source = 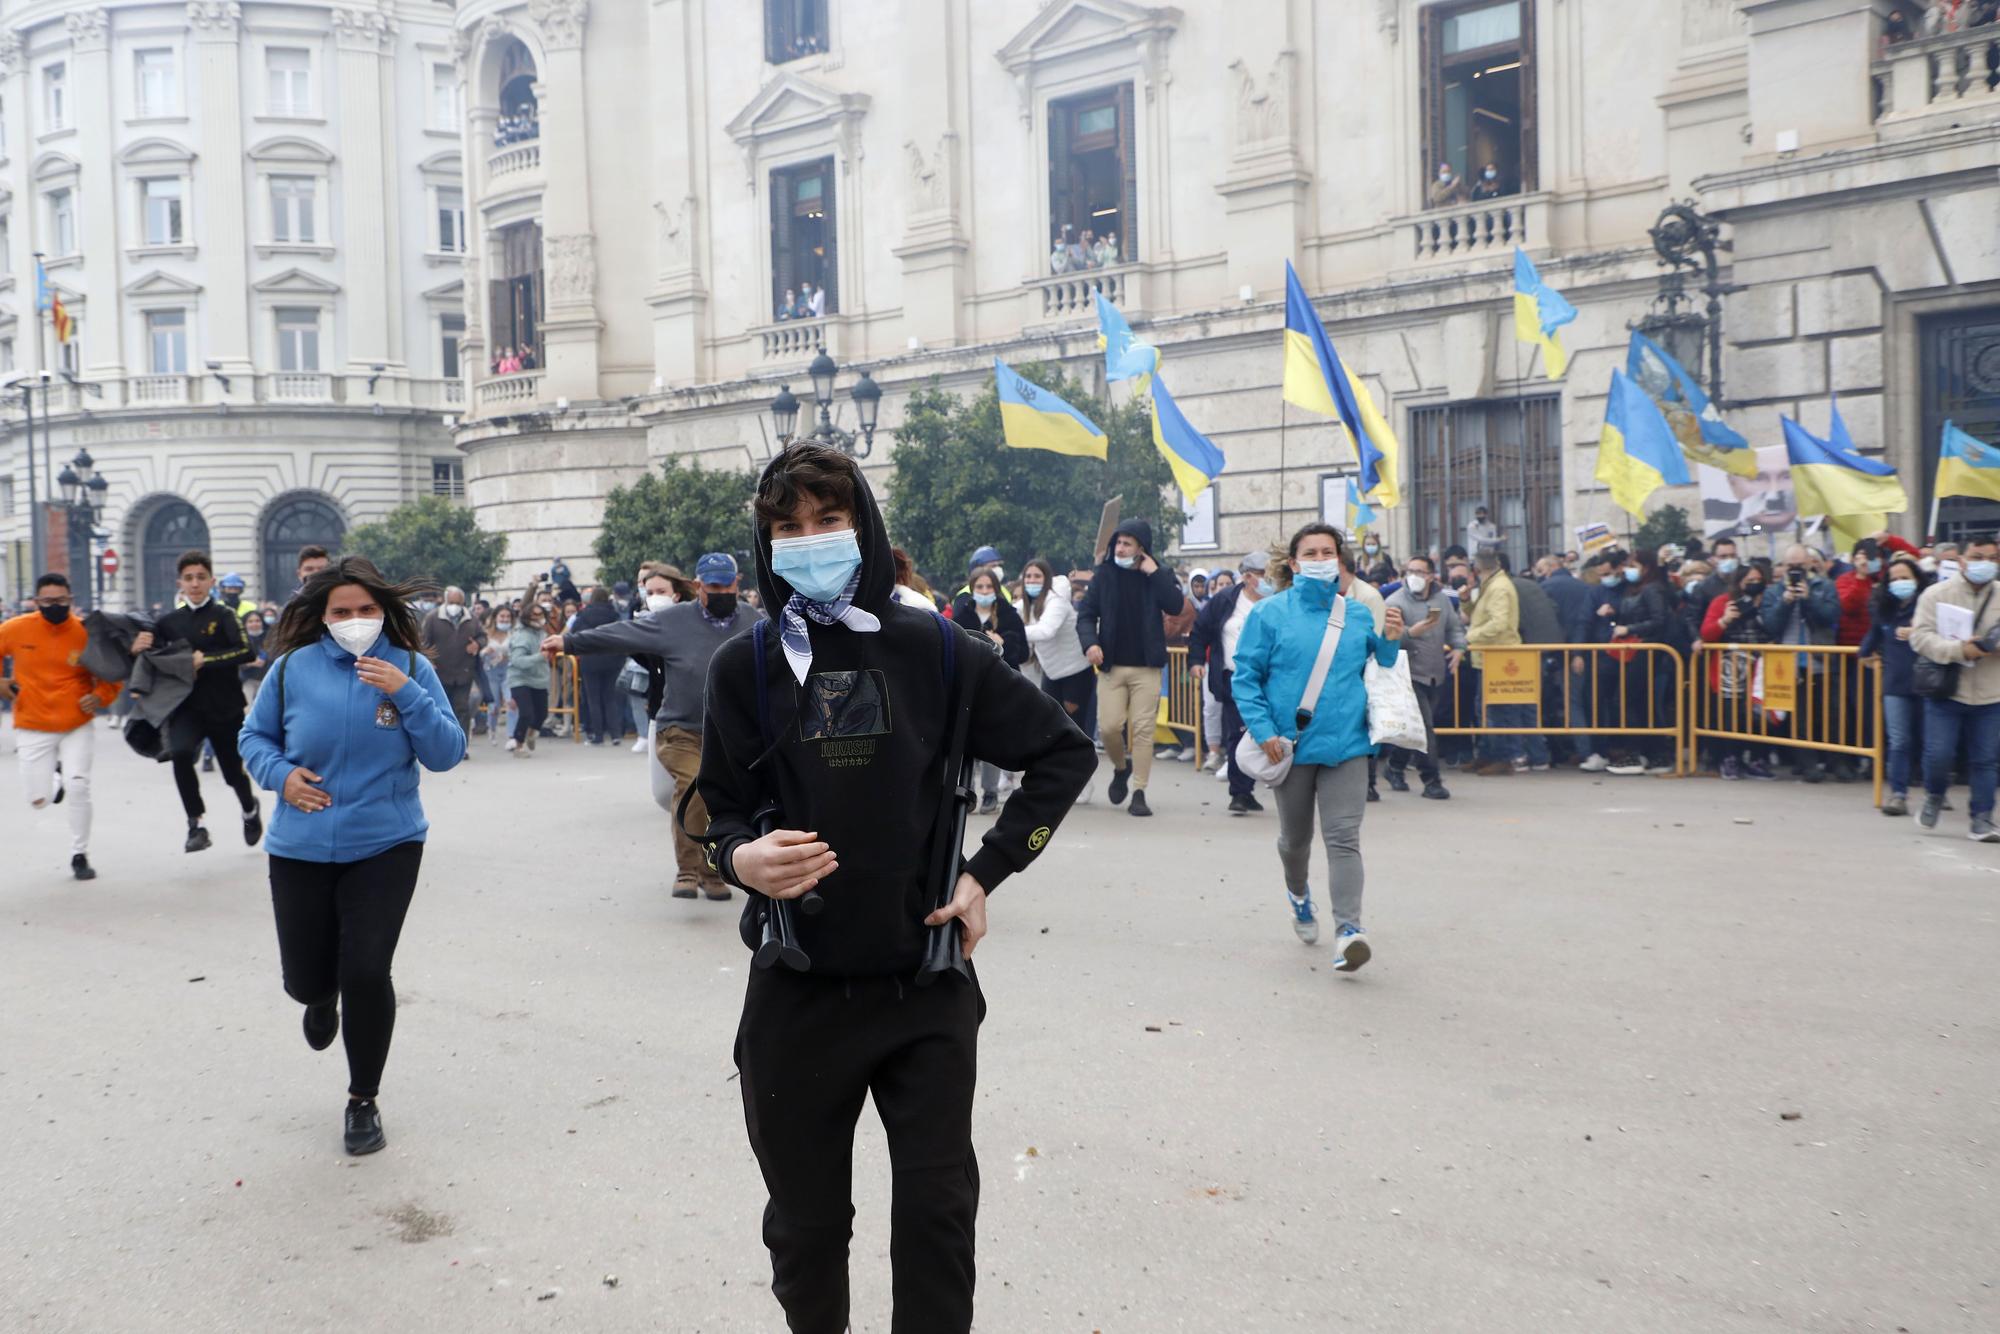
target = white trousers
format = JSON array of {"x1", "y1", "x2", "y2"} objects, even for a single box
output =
[
  {"x1": 1202, "y1": 675, "x2": 1224, "y2": 753},
  {"x1": 19, "y1": 722, "x2": 94, "y2": 855}
]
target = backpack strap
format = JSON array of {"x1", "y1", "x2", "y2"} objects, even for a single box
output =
[{"x1": 751, "y1": 618, "x2": 776, "y2": 750}]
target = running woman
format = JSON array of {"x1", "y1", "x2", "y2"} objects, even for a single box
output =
[
  {"x1": 130, "y1": 550, "x2": 262, "y2": 853},
  {"x1": 237, "y1": 557, "x2": 465, "y2": 1155},
  {"x1": 1230, "y1": 523, "x2": 1406, "y2": 972},
  {"x1": 699, "y1": 443, "x2": 1094, "y2": 1332},
  {"x1": 0, "y1": 573, "x2": 122, "y2": 880}
]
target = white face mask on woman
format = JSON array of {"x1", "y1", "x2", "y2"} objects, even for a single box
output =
[
  {"x1": 326, "y1": 618, "x2": 384, "y2": 657},
  {"x1": 645, "y1": 592, "x2": 676, "y2": 612}
]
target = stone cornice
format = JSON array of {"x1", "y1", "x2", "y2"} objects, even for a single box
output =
[
  {"x1": 65, "y1": 7, "x2": 110, "y2": 53},
  {"x1": 185, "y1": 1, "x2": 241, "y2": 34},
  {"x1": 528, "y1": 0, "x2": 587, "y2": 51},
  {"x1": 331, "y1": 6, "x2": 398, "y2": 51}
]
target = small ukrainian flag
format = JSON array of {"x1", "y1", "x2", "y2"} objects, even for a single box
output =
[
  {"x1": 1282, "y1": 262, "x2": 1401, "y2": 507},
  {"x1": 1597, "y1": 370, "x2": 1691, "y2": 518},
  {"x1": 994, "y1": 360, "x2": 1107, "y2": 460},
  {"x1": 1937, "y1": 421, "x2": 2000, "y2": 505},
  {"x1": 1512, "y1": 249, "x2": 1577, "y2": 380},
  {"x1": 1149, "y1": 373, "x2": 1226, "y2": 505}
]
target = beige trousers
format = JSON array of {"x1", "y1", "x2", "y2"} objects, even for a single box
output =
[{"x1": 1097, "y1": 665, "x2": 1160, "y2": 790}]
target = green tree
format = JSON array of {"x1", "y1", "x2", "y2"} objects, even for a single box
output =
[
  {"x1": 592, "y1": 455, "x2": 759, "y2": 583},
  {"x1": 1634, "y1": 503, "x2": 1696, "y2": 554},
  {"x1": 885, "y1": 363, "x2": 1178, "y2": 587},
  {"x1": 343, "y1": 496, "x2": 509, "y2": 593}
]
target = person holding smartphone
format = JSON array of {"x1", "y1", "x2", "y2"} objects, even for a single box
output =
[{"x1": 237, "y1": 557, "x2": 465, "y2": 1156}]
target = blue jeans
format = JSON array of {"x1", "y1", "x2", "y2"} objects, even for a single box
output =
[
  {"x1": 1923, "y1": 697, "x2": 2000, "y2": 819},
  {"x1": 1479, "y1": 701, "x2": 1550, "y2": 765},
  {"x1": 1883, "y1": 694, "x2": 1920, "y2": 797},
  {"x1": 1566, "y1": 661, "x2": 1598, "y2": 757}
]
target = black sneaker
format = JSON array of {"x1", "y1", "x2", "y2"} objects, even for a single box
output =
[
  {"x1": 1107, "y1": 766, "x2": 1132, "y2": 806},
  {"x1": 185, "y1": 822, "x2": 212, "y2": 853},
  {"x1": 1128, "y1": 790, "x2": 1152, "y2": 818},
  {"x1": 1385, "y1": 770, "x2": 1410, "y2": 793},
  {"x1": 1239, "y1": 792, "x2": 1264, "y2": 812},
  {"x1": 70, "y1": 854, "x2": 96, "y2": 880},
  {"x1": 242, "y1": 800, "x2": 264, "y2": 847},
  {"x1": 1366, "y1": 786, "x2": 1381, "y2": 803},
  {"x1": 1801, "y1": 762, "x2": 1826, "y2": 785},
  {"x1": 344, "y1": 1100, "x2": 386, "y2": 1156},
  {"x1": 978, "y1": 793, "x2": 999, "y2": 815},
  {"x1": 1228, "y1": 793, "x2": 1256, "y2": 816},
  {"x1": 1421, "y1": 780, "x2": 1451, "y2": 801},
  {"x1": 304, "y1": 1001, "x2": 339, "y2": 1051},
  {"x1": 201, "y1": 754, "x2": 215, "y2": 773}
]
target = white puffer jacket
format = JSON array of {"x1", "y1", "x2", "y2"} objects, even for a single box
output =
[{"x1": 1022, "y1": 574, "x2": 1090, "y2": 680}]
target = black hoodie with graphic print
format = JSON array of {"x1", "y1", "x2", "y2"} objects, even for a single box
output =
[{"x1": 697, "y1": 454, "x2": 1096, "y2": 978}]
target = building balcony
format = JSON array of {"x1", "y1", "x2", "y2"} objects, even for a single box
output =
[
  {"x1": 487, "y1": 139, "x2": 541, "y2": 182},
  {"x1": 1873, "y1": 27, "x2": 2000, "y2": 126},
  {"x1": 1405, "y1": 192, "x2": 1546, "y2": 265},
  {"x1": 266, "y1": 372, "x2": 337, "y2": 403},
  {"x1": 129, "y1": 374, "x2": 196, "y2": 406},
  {"x1": 1031, "y1": 264, "x2": 1132, "y2": 321},
  {"x1": 756, "y1": 315, "x2": 841, "y2": 364},
  {"x1": 475, "y1": 371, "x2": 543, "y2": 409}
]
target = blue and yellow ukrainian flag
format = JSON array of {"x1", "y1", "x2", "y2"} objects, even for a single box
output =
[
  {"x1": 1281, "y1": 261, "x2": 1402, "y2": 507},
  {"x1": 1095, "y1": 292, "x2": 1160, "y2": 384},
  {"x1": 1149, "y1": 373, "x2": 1226, "y2": 504},
  {"x1": 1627, "y1": 330, "x2": 1753, "y2": 478},
  {"x1": 993, "y1": 359, "x2": 1107, "y2": 459},
  {"x1": 1512, "y1": 249, "x2": 1577, "y2": 380},
  {"x1": 1937, "y1": 420, "x2": 2000, "y2": 504},
  {"x1": 1597, "y1": 369, "x2": 1691, "y2": 517},
  {"x1": 1782, "y1": 410, "x2": 1907, "y2": 527},
  {"x1": 1345, "y1": 477, "x2": 1376, "y2": 535}
]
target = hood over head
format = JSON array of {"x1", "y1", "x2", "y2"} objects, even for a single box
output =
[
  {"x1": 1111, "y1": 518, "x2": 1155, "y2": 558},
  {"x1": 750, "y1": 443, "x2": 898, "y2": 618}
]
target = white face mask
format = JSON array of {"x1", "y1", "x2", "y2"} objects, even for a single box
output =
[
  {"x1": 442, "y1": 603, "x2": 465, "y2": 620},
  {"x1": 645, "y1": 592, "x2": 676, "y2": 612},
  {"x1": 326, "y1": 617, "x2": 384, "y2": 657},
  {"x1": 1404, "y1": 573, "x2": 1429, "y2": 595},
  {"x1": 1297, "y1": 558, "x2": 1342, "y2": 584}
]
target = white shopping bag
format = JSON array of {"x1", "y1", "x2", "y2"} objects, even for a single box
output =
[{"x1": 1365, "y1": 655, "x2": 1429, "y2": 752}]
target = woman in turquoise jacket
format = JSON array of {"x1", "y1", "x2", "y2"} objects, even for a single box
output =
[
  {"x1": 239, "y1": 557, "x2": 464, "y2": 1156},
  {"x1": 1231, "y1": 524, "x2": 1405, "y2": 972}
]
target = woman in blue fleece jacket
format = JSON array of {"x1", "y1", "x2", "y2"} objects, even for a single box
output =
[
  {"x1": 238, "y1": 556, "x2": 464, "y2": 1156},
  {"x1": 1231, "y1": 524, "x2": 1405, "y2": 973}
]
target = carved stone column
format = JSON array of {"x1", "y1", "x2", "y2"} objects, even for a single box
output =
[
  {"x1": 187, "y1": 3, "x2": 251, "y2": 397},
  {"x1": 1215, "y1": 47, "x2": 1311, "y2": 299},
  {"x1": 890, "y1": 0, "x2": 969, "y2": 348},
  {"x1": 645, "y1": 0, "x2": 707, "y2": 385},
  {"x1": 333, "y1": 4, "x2": 404, "y2": 395},
  {"x1": 69, "y1": 7, "x2": 126, "y2": 385},
  {"x1": 528, "y1": 0, "x2": 600, "y2": 400}
]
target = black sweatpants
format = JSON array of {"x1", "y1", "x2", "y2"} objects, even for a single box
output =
[
  {"x1": 166, "y1": 705, "x2": 254, "y2": 821},
  {"x1": 511, "y1": 685, "x2": 548, "y2": 742},
  {"x1": 269, "y1": 841, "x2": 424, "y2": 1100},
  {"x1": 736, "y1": 965, "x2": 985, "y2": 1334},
  {"x1": 580, "y1": 660, "x2": 624, "y2": 742},
  {"x1": 440, "y1": 678, "x2": 476, "y2": 742}
]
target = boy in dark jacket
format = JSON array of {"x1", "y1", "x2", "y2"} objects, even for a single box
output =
[
  {"x1": 697, "y1": 444, "x2": 1093, "y2": 1334},
  {"x1": 1073, "y1": 518, "x2": 1188, "y2": 816}
]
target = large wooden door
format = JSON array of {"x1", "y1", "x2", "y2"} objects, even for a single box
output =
[{"x1": 1921, "y1": 309, "x2": 2000, "y2": 543}]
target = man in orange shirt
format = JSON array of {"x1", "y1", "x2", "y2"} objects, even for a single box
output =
[{"x1": 0, "y1": 573, "x2": 122, "y2": 880}]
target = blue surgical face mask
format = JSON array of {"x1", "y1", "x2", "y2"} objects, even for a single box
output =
[
  {"x1": 1022, "y1": 582, "x2": 1044, "y2": 598},
  {"x1": 1857, "y1": 557, "x2": 1878, "y2": 574},
  {"x1": 1114, "y1": 555, "x2": 1137, "y2": 570},
  {"x1": 974, "y1": 592, "x2": 996, "y2": 608},
  {"x1": 1888, "y1": 578, "x2": 1917, "y2": 601},
  {"x1": 1601, "y1": 574, "x2": 1623, "y2": 589},
  {"x1": 1716, "y1": 558, "x2": 1739, "y2": 576},
  {"x1": 1297, "y1": 558, "x2": 1342, "y2": 584},
  {"x1": 1968, "y1": 560, "x2": 1999, "y2": 586},
  {"x1": 771, "y1": 529, "x2": 863, "y2": 603},
  {"x1": 1624, "y1": 567, "x2": 1641, "y2": 583}
]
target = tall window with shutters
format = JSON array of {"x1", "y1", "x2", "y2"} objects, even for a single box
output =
[
  {"x1": 488, "y1": 220, "x2": 544, "y2": 369},
  {"x1": 1048, "y1": 84, "x2": 1137, "y2": 266},
  {"x1": 770, "y1": 158, "x2": 837, "y2": 319},
  {"x1": 1420, "y1": 0, "x2": 1536, "y2": 204}
]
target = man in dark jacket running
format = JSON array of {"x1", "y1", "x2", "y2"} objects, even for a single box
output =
[
  {"x1": 1074, "y1": 518, "x2": 1188, "y2": 816},
  {"x1": 420, "y1": 586, "x2": 486, "y2": 753},
  {"x1": 697, "y1": 443, "x2": 1093, "y2": 1334}
]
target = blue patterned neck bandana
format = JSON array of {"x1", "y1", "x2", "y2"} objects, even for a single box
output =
[{"x1": 778, "y1": 568, "x2": 880, "y2": 683}]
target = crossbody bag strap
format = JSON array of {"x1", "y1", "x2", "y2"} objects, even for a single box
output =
[{"x1": 1292, "y1": 597, "x2": 1348, "y2": 734}]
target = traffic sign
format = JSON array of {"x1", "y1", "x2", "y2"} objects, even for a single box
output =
[{"x1": 100, "y1": 547, "x2": 120, "y2": 576}]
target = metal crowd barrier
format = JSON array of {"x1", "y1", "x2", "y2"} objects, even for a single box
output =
[
  {"x1": 1161, "y1": 646, "x2": 1206, "y2": 755},
  {"x1": 1685, "y1": 643, "x2": 1884, "y2": 806},
  {"x1": 1432, "y1": 642, "x2": 1689, "y2": 776}
]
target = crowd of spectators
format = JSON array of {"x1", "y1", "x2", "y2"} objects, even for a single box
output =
[
  {"x1": 773, "y1": 280, "x2": 827, "y2": 322},
  {"x1": 1883, "y1": 0, "x2": 2000, "y2": 50},
  {"x1": 494, "y1": 108, "x2": 540, "y2": 146},
  {"x1": 1048, "y1": 225, "x2": 1122, "y2": 275}
]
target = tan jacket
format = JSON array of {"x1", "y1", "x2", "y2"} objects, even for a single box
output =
[
  {"x1": 1466, "y1": 570, "x2": 1522, "y2": 649},
  {"x1": 1910, "y1": 577, "x2": 2000, "y2": 706}
]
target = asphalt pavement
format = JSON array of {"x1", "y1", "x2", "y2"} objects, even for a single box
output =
[{"x1": 2, "y1": 718, "x2": 1996, "y2": 1332}]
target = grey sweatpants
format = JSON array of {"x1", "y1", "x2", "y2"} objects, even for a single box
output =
[{"x1": 1272, "y1": 756, "x2": 1368, "y2": 931}]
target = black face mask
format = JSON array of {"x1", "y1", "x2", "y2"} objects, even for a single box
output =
[
  {"x1": 39, "y1": 603, "x2": 71, "y2": 625},
  {"x1": 705, "y1": 592, "x2": 738, "y2": 620},
  {"x1": 1741, "y1": 583, "x2": 1764, "y2": 599}
]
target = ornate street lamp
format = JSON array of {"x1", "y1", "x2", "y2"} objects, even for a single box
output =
[
  {"x1": 770, "y1": 383, "x2": 801, "y2": 444},
  {"x1": 768, "y1": 351, "x2": 879, "y2": 458},
  {"x1": 1635, "y1": 201, "x2": 1732, "y2": 405}
]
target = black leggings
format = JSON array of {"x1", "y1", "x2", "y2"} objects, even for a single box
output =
[
  {"x1": 166, "y1": 706, "x2": 254, "y2": 821},
  {"x1": 1040, "y1": 667, "x2": 1096, "y2": 736},
  {"x1": 737, "y1": 967, "x2": 985, "y2": 1334},
  {"x1": 511, "y1": 685, "x2": 549, "y2": 742},
  {"x1": 269, "y1": 841, "x2": 424, "y2": 1100}
]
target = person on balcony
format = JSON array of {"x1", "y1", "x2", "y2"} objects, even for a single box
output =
[
  {"x1": 518, "y1": 345, "x2": 538, "y2": 372},
  {"x1": 776, "y1": 288, "x2": 797, "y2": 321},
  {"x1": 1049, "y1": 229, "x2": 1072, "y2": 275},
  {"x1": 806, "y1": 280, "x2": 826, "y2": 319},
  {"x1": 1428, "y1": 162, "x2": 1468, "y2": 209},
  {"x1": 1093, "y1": 232, "x2": 1119, "y2": 267},
  {"x1": 1470, "y1": 164, "x2": 1506, "y2": 202}
]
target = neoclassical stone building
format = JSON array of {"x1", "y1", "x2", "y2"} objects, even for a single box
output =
[{"x1": 0, "y1": 0, "x2": 465, "y2": 607}]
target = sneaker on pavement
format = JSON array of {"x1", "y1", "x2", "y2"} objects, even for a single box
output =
[
  {"x1": 1385, "y1": 770, "x2": 1410, "y2": 793},
  {"x1": 978, "y1": 793, "x2": 999, "y2": 815},
  {"x1": 1579, "y1": 753, "x2": 1612, "y2": 772},
  {"x1": 243, "y1": 799, "x2": 264, "y2": 847},
  {"x1": 1227, "y1": 793, "x2": 1257, "y2": 816},
  {"x1": 1720, "y1": 756, "x2": 1742, "y2": 781},
  {"x1": 304, "y1": 1000, "x2": 339, "y2": 1052},
  {"x1": 1607, "y1": 758, "x2": 1652, "y2": 776},
  {"x1": 1128, "y1": 790, "x2": 1152, "y2": 818},
  {"x1": 1107, "y1": 766, "x2": 1132, "y2": 806},
  {"x1": 1421, "y1": 780, "x2": 1451, "y2": 800},
  {"x1": 1287, "y1": 889, "x2": 1319, "y2": 945},
  {"x1": 1971, "y1": 818, "x2": 2000, "y2": 844},
  {"x1": 1366, "y1": 786, "x2": 1381, "y2": 802},
  {"x1": 1510, "y1": 756, "x2": 1530, "y2": 774},
  {"x1": 1881, "y1": 793, "x2": 1907, "y2": 817},
  {"x1": 671, "y1": 878, "x2": 700, "y2": 899},
  {"x1": 1919, "y1": 797, "x2": 1941, "y2": 829},
  {"x1": 70, "y1": 854, "x2": 96, "y2": 881},
  {"x1": 344, "y1": 1100, "x2": 386, "y2": 1156},
  {"x1": 1529, "y1": 760, "x2": 1552, "y2": 772},
  {"x1": 1471, "y1": 760, "x2": 1513, "y2": 776},
  {"x1": 1745, "y1": 758, "x2": 1777, "y2": 781},
  {"x1": 185, "y1": 821, "x2": 212, "y2": 853},
  {"x1": 700, "y1": 878, "x2": 734, "y2": 901},
  {"x1": 1332, "y1": 924, "x2": 1372, "y2": 973}
]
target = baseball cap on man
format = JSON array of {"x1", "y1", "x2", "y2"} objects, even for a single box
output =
[
  {"x1": 1239, "y1": 551, "x2": 1270, "y2": 573},
  {"x1": 219, "y1": 572, "x2": 247, "y2": 588},
  {"x1": 695, "y1": 552, "x2": 739, "y2": 584},
  {"x1": 969, "y1": 545, "x2": 1001, "y2": 572}
]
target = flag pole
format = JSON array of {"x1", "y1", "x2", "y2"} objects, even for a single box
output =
[{"x1": 1278, "y1": 394, "x2": 1287, "y2": 538}]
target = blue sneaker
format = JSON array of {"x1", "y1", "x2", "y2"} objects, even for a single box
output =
[
  {"x1": 1333, "y1": 924, "x2": 1372, "y2": 973},
  {"x1": 1287, "y1": 889, "x2": 1319, "y2": 945}
]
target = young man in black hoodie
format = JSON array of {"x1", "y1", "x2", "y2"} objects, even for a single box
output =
[
  {"x1": 698, "y1": 443, "x2": 1094, "y2": 1334},
  {"x1": 1074, "y1": 517, "x2": 1189, "y2": 817}
]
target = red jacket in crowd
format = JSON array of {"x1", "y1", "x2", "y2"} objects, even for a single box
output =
[{"x1": 1835, "y1": 534, "x2": 1919, "y2": 645}]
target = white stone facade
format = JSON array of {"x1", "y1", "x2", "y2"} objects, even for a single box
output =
[
  {"x1": 0, "y1": 0, "x2": 465, "y2": 607},
  {"x1": 443, "y1": 0, "x2": 1996, "y2": 582}
]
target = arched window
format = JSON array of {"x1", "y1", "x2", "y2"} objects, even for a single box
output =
[
  {"x1": 495, "y1": 39, "x2": 539, "y2": 145},
  {"x1": 261, "y1": 494, "x2": 345, "y2": 601},
  {"x1": 140, "y1": 500, "x2": 209, "y2": 611}
]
